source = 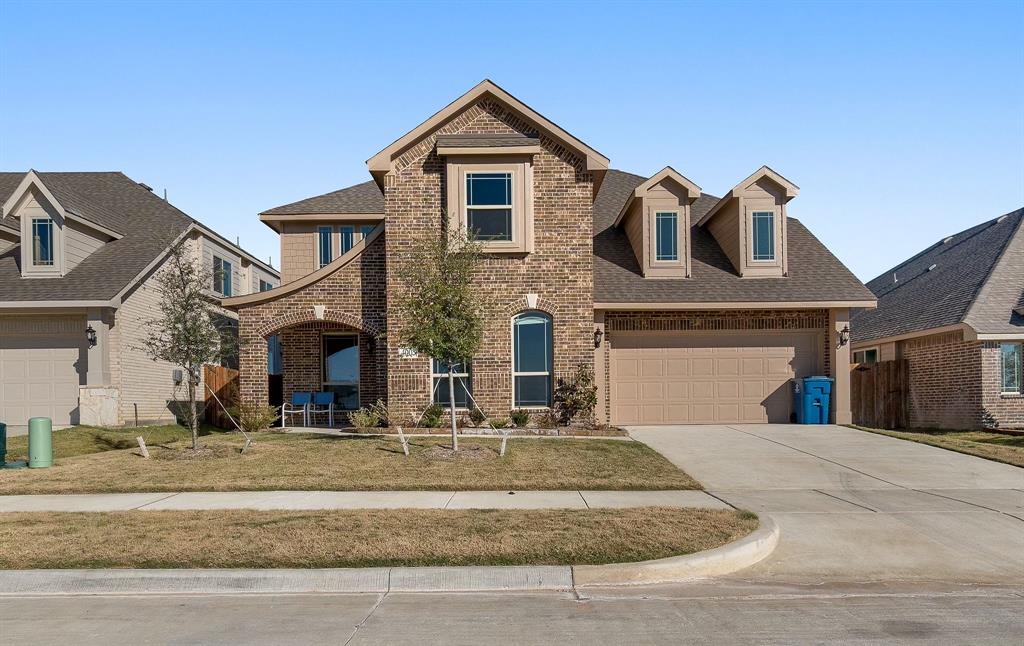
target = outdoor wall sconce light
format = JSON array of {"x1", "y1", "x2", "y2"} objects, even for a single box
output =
[
  {"x1": 85, "y1": 325, "x2": 98, "y2": 347},
  {"x1": 594, "y1": 327, "x2": 604, "y2": 348},
  {"x1": 838, "y1": 325, "x2": 850, "y2": 348}
]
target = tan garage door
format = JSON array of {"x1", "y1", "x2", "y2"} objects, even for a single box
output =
[
  {"x1": 610, "y1": 332, "x2": 821, "y2": 425},
  {"x1": 0, "y1": 317, "x2": 83, "y2": 426}
]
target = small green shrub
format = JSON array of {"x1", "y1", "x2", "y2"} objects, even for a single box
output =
[
  {"x1": 420, "y1": 404, "x2": 444, "y2": 428},
  {"x1": 347, "y1": 407, "x2": 381, "y2": 429},
  {"x1": 489, "y1": 417, "x2": 509, "y2": 430},
  {"x1": 468, "y1": 407, "x2": 487, "y2": 427},
  {"x1": 509, "y1": 409, "x2": 531, "y2": 427},
  {"x1": 228, "y1": 403, "x2": 280, "y2": 433},
  {"x1": 554, "y1": 363, "x2": 598, "y2": 425}
]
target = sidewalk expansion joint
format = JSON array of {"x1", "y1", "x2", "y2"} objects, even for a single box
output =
[
  {"x1": 131, "y1": 493, "x2": 181, "y2": 510},
  {"x1": 577, "y1": 491, "x2": 590, "y2": 509},
  {"x1": 812, "y1": 489, "x2": 878, "y2": 512}
]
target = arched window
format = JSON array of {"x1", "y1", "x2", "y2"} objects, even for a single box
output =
[{"x1": 512, "y1": 311, "x2": 552, "y2": 407}]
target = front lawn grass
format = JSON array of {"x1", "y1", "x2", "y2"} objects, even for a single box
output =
[
  {"x1": 0, "y1": 507, "x2": 756, "y2": 569},
  {"x1": 0, "y1": 432, "x2": 700, "y2": 494},
  {"x1": 850, "y1": 425, "x2": 1024, "y2": 468},
  {"x1": 3, "y1": 423, "x2": 222, "y2": 462}
]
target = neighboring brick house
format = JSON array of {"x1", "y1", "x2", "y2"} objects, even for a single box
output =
[
  {"x1": 226, "y1": 80, "x2": 874, "y2": 426},
  {"x1": 0, "y1": 171, "x2": 279, "y2": 428},
  {"x1": 852, "y1": 209, "x2": 1024, "y2": 430}
]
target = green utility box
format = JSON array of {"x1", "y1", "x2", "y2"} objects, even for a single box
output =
[
  {"x1": 28, "y1": 417, "x2": 53, "y2": 468},
  {"x1": 0, "y1": 421, "x2": 6, "y2": 465}
]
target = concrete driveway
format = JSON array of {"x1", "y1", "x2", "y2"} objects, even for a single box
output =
[{"x1": 629, "y1": 424, "x2": 1024, "y2": 585}]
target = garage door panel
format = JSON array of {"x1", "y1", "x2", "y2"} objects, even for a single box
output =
[
  {"x1": 610, "y1": 332, "x2": 820, "y2": 425},
  {"x1": 1, "y1": 319, "x2": 82, "y2": 425}
]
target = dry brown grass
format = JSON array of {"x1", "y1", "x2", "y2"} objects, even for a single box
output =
[
  {"x1": 850, "y1": 426, "x2": 1024, "y2": 468},
  {"x1": 0, "y1": 433, "x2": 700, "y2": 495},
  {"x1": 0, "y1": 507, "x2": 756, "y2": 569}
]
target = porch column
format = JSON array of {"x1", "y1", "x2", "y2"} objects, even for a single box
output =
[
  {"x1": 85, "y1": 307, "x2": 111, "y2": 386},
  {"x1": 829, "y1": 307, "x2": 852, "y2": 424},
  {"x1": 239, "y1": 318, "x2": 269, "y2": 408},
  {"x1": 80, "y1": 307, "x2": 118, "y2": 426}
]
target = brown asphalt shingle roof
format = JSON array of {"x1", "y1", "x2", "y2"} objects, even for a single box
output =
[
  {"x1": 852, "y1": 208, "x2": 1024, "y2": 342},
  {"x1": 261, "y1": 180, "x2": 384, "y2": 216},
  {"x1": 0, "y1": 172, "x2": 193, "y2": 302},
  {"x1": 593, "y1": 169, "x2": 874, "y2": 305}
]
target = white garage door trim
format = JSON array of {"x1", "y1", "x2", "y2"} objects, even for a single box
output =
[{"x1": 610, "y1": 329, "x2": 824, "y2": 425}]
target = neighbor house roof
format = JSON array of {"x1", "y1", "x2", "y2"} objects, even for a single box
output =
[
  {"x1": 852, "y1": 208, "x2": 1024, "y2": 342},
  {"x1": 0, "y1": 171, "x2": 277, "y2": 304},
  {"x1": 593, "y1": 169, "x2": 875, "y2": 307},
  {"x1": 260, "y1": 180, "x2": 384, "y2": 216}
]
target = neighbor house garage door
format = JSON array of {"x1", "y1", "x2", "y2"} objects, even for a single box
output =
[
  {"x1": 610, "y1": 332, "x2": 821, "y2": 425},
  {"x1": 0, "y1": 316, "x2": 83, "y2": 426}
]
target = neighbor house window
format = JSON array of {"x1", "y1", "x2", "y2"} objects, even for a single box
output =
[
  {"x1": 1000, "y1": 343, "x2": 1022, "y2": 394},
  {"x1": 259, "y1": 279, "x2": 274, "y2": 292},
  {"x1": 853, "y1": 348, "x2": 878, "y2": 365},
  {"x1": 213, "y1": 256, "x2": 232, "y2": 296},
  {"x1": 360, "y1": 224, "x2": 375, "y2": 239},
  {"x1": 318, "y1": 226, "x2": 332, "y2": 268},
  {"x1": 655, "y1": 211, "x2": 678, "y2": 261},
  {"x1": 466, "y1": 172, "x2": 513, "y2": 241},
  {"x1": 432, "y1": 359, "x2": 472, "y2": 408},
  {"x1": 513, "y1": 311, "x2": 553, "y2": 407},
  {"x1": 752, "y1": 211, "x2": 775, "y2": 261},
  {"x1": 340, "y1": 226, "x2": 355, "y2": 254},
  {"x1": 32, "y1": 218, "x2": 54, "y2": 266}
]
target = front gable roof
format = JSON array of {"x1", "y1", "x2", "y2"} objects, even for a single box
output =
[
  {"x1": 612, "y1": 166, "x2": 702, "y2": 227},
  {"x1": 2, "y1": 170, "x2": 125, "y2": 239},
  {"x1": 366, "y1": 79, "x2": 609, "y2": 181},
  {"x1": 697, "y1": 166, "x2": 800, "y2": 226}
]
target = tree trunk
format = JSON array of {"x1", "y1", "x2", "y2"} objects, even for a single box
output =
[
  {"x1": 188, "y1": 368, "x2": 199, "y2": 451},
  {"x1": 448, "y1": 368, "x2": 458, "y2": 451}
]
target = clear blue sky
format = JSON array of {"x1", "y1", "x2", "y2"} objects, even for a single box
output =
[{"x1": 1, "y1": 0, "x2": 1021, "y2": 281}]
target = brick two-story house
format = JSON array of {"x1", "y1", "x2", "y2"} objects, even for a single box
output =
[{"x1": 225, "y1": 81, "x2": 874, "y2": 426}]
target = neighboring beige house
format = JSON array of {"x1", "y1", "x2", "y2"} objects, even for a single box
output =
[
  {"x1": 852, "y1": 209, "x2": 1024, "y2": 429},
  {"x1": 0, "y1": 171, "x2": 279, "y2": 428},
  {"x1": 226, "y1": 80, "x2": 875, "y2": 426}
]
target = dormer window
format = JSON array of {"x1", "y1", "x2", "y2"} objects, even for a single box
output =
[
  {"x1": 655, "y1": 211, "x2": 679, "y2": 261},
  {"x1": 751, "y1": 211, "x2": 776, "y2": 261},
  {"x1": 466, "y1": 172, "x2": 513, "y2": 242},
  {"x1": 32, "y1": 218, "x2": 54, "y2": 266}
]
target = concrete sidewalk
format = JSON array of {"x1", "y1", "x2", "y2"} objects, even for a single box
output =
[{"x1": 0, "y1": 489, "x2": 729, "y2": 512}]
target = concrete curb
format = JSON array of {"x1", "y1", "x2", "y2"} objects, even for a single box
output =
[
  {"x1": 0, "y1": 518, "x2": 777, "y2": 595},
  {"x1": 572, "y1": 515, "x2": 780, "y2": 587}
]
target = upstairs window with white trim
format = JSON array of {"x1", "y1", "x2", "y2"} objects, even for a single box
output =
[
  {"x1": 466, "y1": 172, "x2": 513, "y2": 242},
  {"x1": 752, "y1": 211, "x2": 775, "y2": 261},
  {"x1": 340, "y1": 226, "x2": 355, "y2": 254},
  {"x1": 318, "y1": 226, "x2": 332, "y2": 268},
  {"x1": 32, "y1": 218, "x2": 54, "y2": 266},
  {"x1": 213, "y1": 256, "x2": 232, "y2": 296},
  {"x1": 513, "y1": 311, "x2": 553, "y2": 408},
  {"x1": 1000, "y1": 343, "x2": 1022, "y2": 394},
  {"x1": 655, "y1": 211, "x2": 678, "y2": 261}
]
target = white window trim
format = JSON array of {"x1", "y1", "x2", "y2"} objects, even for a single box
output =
[
  {"x1": 1000, "y1": 342, "x2": 1023, "y2": 395},
  {"x1": 511, "y1": 311, "x2": 553, "y2": 409},
  {"x1": 31, "y1": 217, "x2": 56, "y2": 267},
  {"x1": 653, "y1": 210, "x2": 680, "y2": 262},
  {"x1": 431, "y1": 359, "x2": 473, "y2": 409},
  {"x1": 317, "y1": 226, "x2": 333, "y2": 268},
  {"x1": 750, "y1": 210, "x2": 777, "y2": 262}
]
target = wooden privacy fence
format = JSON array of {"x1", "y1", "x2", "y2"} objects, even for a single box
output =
[
  {"x1": 850, "y1": 359, "x2": 908, "y2": 429},
  {"x1": 204, "y1": 365, "x2": 239, "y2": 429}
]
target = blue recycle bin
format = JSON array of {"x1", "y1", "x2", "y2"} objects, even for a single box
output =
[{"x1": 793, "y1": 376, "x2": 833, "y2": 424}]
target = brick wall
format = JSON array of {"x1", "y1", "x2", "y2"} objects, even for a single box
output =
[
  {"x1": 980, "y1": 341, "x2": 1024, "y2": 429},
  {"x1": 899, "y1": 330, "x2": 983, "y2": 429},
  {"x1": 235, "y1": 235, "x2": 386, "y2": 408},
  {"x1": 599, "y1": 309, "x2": 830, "y2": 423},
  {"x1": 383, "y1": 98, "x2": 595, "y2": 420}
]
